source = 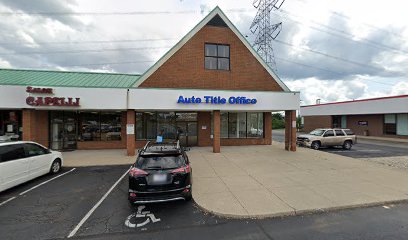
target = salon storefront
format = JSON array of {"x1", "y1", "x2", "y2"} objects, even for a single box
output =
[{"x1": 0, "y1": 7, "x2": 300, "y2": 155}]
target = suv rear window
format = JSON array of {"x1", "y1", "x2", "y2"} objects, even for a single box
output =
[
  {"x1": 344, "y1": 129, "x2": 355, "y2": 135},
  {"x1": 136, "y1": 155, "x2": 185, "y2": 170}
]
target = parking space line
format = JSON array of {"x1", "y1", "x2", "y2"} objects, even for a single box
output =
[
  {"x1": 19, "y1": 168, "x2": 77, "y2": 196},
  {"x1": 0, "y1": 168, "x2": 76, "y2": 207},
  {"x1": 67, "y1": 168, "x2": 130, "y2": 238},
  {"x1": 0, "y1": 197, "x2": 17, "y2": 207}
]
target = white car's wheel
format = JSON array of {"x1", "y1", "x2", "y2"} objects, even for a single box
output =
[{"x1": 50, "y1": 159, "x2": 61, "y2": 174}]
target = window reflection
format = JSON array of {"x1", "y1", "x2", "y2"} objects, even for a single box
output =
[
  {"x1": 212, "y1": 112, "x2": 264, "y2": 139},
  {"x1": 80, "y1": 111, "x2": 121, "y2": 141}
]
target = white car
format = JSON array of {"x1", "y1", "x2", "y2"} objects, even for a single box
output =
[{"x1": 0, "y1": 141, "x2": 63, "y2": 192}]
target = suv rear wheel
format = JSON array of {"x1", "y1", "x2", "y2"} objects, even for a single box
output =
[
  {"x1": 311, "y1": 141, "x2": 320, "y2": 150},
  {"x1": 343, "y1": 141, "x2": 352, "y2": 150}
]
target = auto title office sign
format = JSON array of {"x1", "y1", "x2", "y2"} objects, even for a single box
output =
[
  {"x1": 177, "y1": 95, "x2": 257, "y2": 105},
  {"x1": 25, "y1": 86, "x2": 80, "y2": 107}
]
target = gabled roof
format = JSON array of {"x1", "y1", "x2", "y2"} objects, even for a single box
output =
[
  {"x1": 133, "y1": 6, "x2": 291, "y2": 91},
  {"x1": 0, "y1": 68, "x2": 140, "y2": 88}
]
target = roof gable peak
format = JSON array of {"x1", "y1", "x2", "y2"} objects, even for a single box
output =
[{"x1": 133, "y1": 6, "x2": 290, "y2": 91}]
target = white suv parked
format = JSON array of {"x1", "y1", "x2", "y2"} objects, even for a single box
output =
[{"x1": 0, "y1": 141, "x2": 63, "y2": 192}]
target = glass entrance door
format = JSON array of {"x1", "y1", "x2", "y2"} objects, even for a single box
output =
[
  {"x1": 187, "y1": 122, "x2": 197, "y2": 146},
  {"x1": 50, "y1": 111, "x2": 77, "y2": 150},
  {"x1": 176, "y1": 121, "x2": 197, "y2": 147}
]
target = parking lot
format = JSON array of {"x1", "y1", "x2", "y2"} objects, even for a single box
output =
[
  {"x1": 272, "y1": 130, "x2": 408, "y2": 160},
  {"x1": 0, "y1": 165, "x2": 223, "y2": 239},
  {"x1": 2, "y1": 164, "x2": 408, "y2": 240}
]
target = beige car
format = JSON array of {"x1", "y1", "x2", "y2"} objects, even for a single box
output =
[{"x1": 297, "y1": 128, "x2": 356, "y2": 150}]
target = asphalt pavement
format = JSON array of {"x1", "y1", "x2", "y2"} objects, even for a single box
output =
[
  {"x1": 2, "y1": 165, "x2": 408, "y2": 239},
  {"x1": 272, "y1": 129, "x2": 408, "y2": 158}
]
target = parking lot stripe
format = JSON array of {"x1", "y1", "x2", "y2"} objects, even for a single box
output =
[
  {"x1": 19, "y1": 168, "x2": 77, "y2": 196},
  {"x1": 0, "y1": 197, "x2": 17, "y2": 207},
  {"x1": 0, "y1": 168, "x2": 76, "y2": 207},
  {"x1": 67, "y1": 168, "x2": 130, "y2": 238}
]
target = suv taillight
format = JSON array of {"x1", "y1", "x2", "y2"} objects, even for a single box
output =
[
  {"x1": 171, "y1": 164, "x2": 191, "y2": 174},
  {"x1": 129, "y1": 167, "x2": 148, "y2": 177}
]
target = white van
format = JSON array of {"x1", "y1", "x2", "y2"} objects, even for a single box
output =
[{"x1": 0, "y1": 141, "x2": 63, "y2": 192}]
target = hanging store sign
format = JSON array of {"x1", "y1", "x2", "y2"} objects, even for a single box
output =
[
  {"x1": 177, "y1": 95, "x2": 257, "y2": 105},
  {"x1": 25, "y1": 86, "x2": 80, "y2": 107}
]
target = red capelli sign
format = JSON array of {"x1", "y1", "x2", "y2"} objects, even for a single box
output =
[
  {"x1": 25, "y1": 86, "x2": 80, "y2": 107},
  {"x1": 26, "y1": 96, "x2": 80, "y2": 106}
]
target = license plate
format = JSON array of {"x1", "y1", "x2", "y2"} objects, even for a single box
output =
[{"x1": 153, "y1": 174, "x2": 167, "y2": 182}]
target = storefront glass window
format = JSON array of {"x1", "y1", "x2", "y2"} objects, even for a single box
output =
[
  {"x1": 79, "y1": 111, "x2": 122, "y2": 141},
  {"x1": 214, "y1": 112, "x2": 264, "y2": 139},
  {"x1": 384, "y1": 114, "x2": 396, "y2": 135},
  {"x1": 396, "y1": 114, "x2": 408, "y2": 136},
  {"x1": 228, "y1": 113, "x2": 237, "y2": 137},
  {"x1": 0, "y1": 110, "x2": 22, "y2": 142},
  {"x1": 247, "y1": 112, "x2": 264, "y2": 138},
  {"x1": 100, "y1": 112, "x2": 122, "y2": 141},
  {"x1": 227, "y1": 113, "x2": 246, "y2": 138},
  {"x1": 220, "y1": 112, "x2": 228, "y2": 138},
  {"x1": 136, "y1": 112, "x2": 144, "y2": 140},
  {"x1": 80, "y1": 112, "x2": 101, "y2": 141},
  {"x1": 145, "y1": 112, "x2": 158, "y2": 139},
  {"x1": 157, "y1": 112, "x2": 177, "y2": 140}
]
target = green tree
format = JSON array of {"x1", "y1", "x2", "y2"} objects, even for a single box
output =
[{"x1": 272, "y1": 112, "x2": 285, "y2": 129}]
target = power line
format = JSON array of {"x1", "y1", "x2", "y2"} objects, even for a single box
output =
[
  {"x1": 0, "y1": 38, "x2": 396, "y2": 76},
  {"x1": 0, "y1": 38, "x2": 178, "y2": 46},
  {"x1": 275, "y1": 56, "x2": 395, "y2": 86},
  {"x1": 1, "y1": 56, "x2": 394, "y2": 87},
  {"x1": 274, "y1": 39, "x2": 391, "y2": 73},
  {"x1": 274, "y1": 9, "x2": 408, "y2": 56},
  {"x1": 0, "y1": 8, "x2": 252, "y2": 16},
  {"x1": 287, "y1": 0, "x2": 407, "y2": 40},
  {"x1": 0, "y1": 46, "x2": 173, "y2": 56}
]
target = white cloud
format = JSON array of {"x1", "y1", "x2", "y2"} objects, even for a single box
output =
[
  {"x1": 390, "y1": 81, "x2": 408, "y2": 96},
  {"x1": 287, "y1": 77, "x2": 368, "y2": 105}
]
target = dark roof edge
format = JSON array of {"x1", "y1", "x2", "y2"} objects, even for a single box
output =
[{"x1": 301, "y1": 94, "x2": 408, "y2": 108}]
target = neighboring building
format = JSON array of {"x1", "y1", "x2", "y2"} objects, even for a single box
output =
[
  {"x1": 0, "y1": 7, "x2": 300, "y2": 155},
  {"x1": 300, "y1": 95, "x2": 408, "y2": 137}
]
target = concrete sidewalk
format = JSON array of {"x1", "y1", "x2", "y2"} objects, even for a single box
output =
[
  {"x1": 190, "y1": 142, "x2": 408, "y2": 218},
  {"x1": 63, "y1": 149, "x2": 134, "y2": 167}
]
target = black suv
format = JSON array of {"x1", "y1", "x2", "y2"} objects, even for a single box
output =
[{"x1": 128, "y1": 141, "x2": 192, "y2": 204}]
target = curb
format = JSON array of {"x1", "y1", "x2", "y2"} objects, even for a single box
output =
[{"x1": 193, "y1": 197, "x2": 408, "y2": 220}]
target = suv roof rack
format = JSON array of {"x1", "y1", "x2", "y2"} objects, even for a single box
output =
[{"x1": 138, "y1": 140, "x2": 182, "y2": 156}]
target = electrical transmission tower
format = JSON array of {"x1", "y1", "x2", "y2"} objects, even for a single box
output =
[{"x1": 250, "y1": 0, "x2": 285, "y2": 74}]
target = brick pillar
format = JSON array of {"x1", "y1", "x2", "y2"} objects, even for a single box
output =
[
  {"x1": 285, "y1": 111, "x2": 290, "y2": 150},
  {"x1": 290, "y1": 110, "x2": 297, "y2": 152},
  {"x1": 126, "y1": 110, "x2": 136, "y2": 156},
  {"x1": 264, "y1": 112, "x2": 272, "y2": 145},
  {"x1": 285, "y1": 110, "x2": 297, "y2": 152},
  {"x1": 22, "y1": 109, "x2": 35, "y2": 141},
  {"x1": 213, "y1": 110, "x2": 220, "y2": 153}
]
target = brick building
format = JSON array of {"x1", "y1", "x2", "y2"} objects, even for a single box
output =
[
  {"x1": 300, "y1": 95, "x2": 408, "y2": 138},
  {"x1": 0, "y1": 7, "x2": 300, "y2": 155}
]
